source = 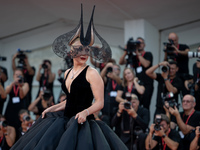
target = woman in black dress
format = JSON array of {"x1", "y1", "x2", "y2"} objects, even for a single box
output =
[{"x1": 11, "y1": 5, "x2": 128, "y2": 150}]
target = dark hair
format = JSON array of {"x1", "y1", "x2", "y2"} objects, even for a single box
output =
[
  {"x1": 59, "y1": 93, "x2": 66, "y2": 99},
  {"x1": 160, "y1": 114, "x2": 170, "y2": 125},
  {"x1": 14, "y1": 68, "x2": 24, "y2": 76},
  {"x1": 136, "y1": 37, "x2": 145, "y2": 43},
  {"x1": 18, "y1": 109, "x2": 29, "y2": 117},
  {"x1": 43, "y1": 59, "x2": 52, "y2": 65},
  {"x1": 169, "y1": 60, "x2": 177, "y2": 66}
]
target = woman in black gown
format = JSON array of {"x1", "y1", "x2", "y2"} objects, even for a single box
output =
[{"x1": 11, "y1": 5, "x2": 128, "y2": 150}]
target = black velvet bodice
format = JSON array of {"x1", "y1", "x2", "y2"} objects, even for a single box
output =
[{"x1": 62, "y1": 66, "x2": 94, "y2": 118}]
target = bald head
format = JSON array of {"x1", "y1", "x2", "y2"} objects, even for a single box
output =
[{"x1": 168, "y1": 32, "x2": 179, "y2": 46}]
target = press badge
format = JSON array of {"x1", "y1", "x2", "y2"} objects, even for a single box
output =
[
  {"x1": 12, "y1": 97, "x2": 20, "y2": 104},
  {"x1": 110, "y1": 91, "x2": 117, "y2": 97},
  {"x1": 179, "y1": 131, "x2": 184, "y2": 139},
  {"x1": 136, "y1": 66, "x2": 142, "y2": 73}
]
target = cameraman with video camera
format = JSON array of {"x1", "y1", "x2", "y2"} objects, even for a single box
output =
[
  {"x1": 169, "y1": 94, "x2": 200, "y2": 150},
  {"x1": 112, "y1": 94, "x2": 149, "y2": 150},
  {"x1": 0, "y1": 115, "x2": 16, "y2": 149},
  {"x1": 18, "y1": 109, "x2": 34, "y2": 137},
  {"x1": 28, "y1": 90, "x2": 54, "y2": 119},
  {"x1": 145, "y1": 114, "x2": 181, "y2": 150},
  {"x1": 12, "y1": 51, "x2": 35, "y2": 108},
  {"x1": 146, "y1": 60, "x2": 182, "y2": 117},
  {"x1": 119, "y1": 37, "x2": 153, "y2": 110}
]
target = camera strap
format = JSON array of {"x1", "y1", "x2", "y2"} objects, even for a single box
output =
[
  {"x1": 162, "y1": 128, "x2": 171, "y2": 150},
  {"x1": 23, "y1": 69, "x2": 27, "y2": 74},
  {"x1": 13, "y1": 85, "x2": 19, "y2": 97},
  {"x1": 183, "y1": 109, "x2": 195, "y2": 125},
  {"x1": 137, "y1": 51, "x2": 146, "y2": 66}
]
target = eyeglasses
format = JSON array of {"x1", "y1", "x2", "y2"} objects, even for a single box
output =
[{"x1": 182, "y1": 100, "x2": 194, "y2": 103}]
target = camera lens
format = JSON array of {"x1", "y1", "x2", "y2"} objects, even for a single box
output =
[
  {"x1": 161, "y1": 66, "x2": 169, "y2": 72},
  {"x1": 124, "y1": 102, "x2": 131, "y2": 109},
  {"x1": 106, "y1": 67, "x2": 113, "y2": 74},
  {"x1": 42, "y1": 64, "x2": 48, "y2": 69}
]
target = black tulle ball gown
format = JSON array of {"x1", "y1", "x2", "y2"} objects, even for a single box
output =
[{"x1": 11, "y1": 66, "x2": 128, "y2": 150}]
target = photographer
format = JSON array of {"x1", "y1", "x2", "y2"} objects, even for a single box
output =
[
  {"x1": 145, "y1": 114, "x2": 181, "y2": 150},
  {"x1": 28, "y1": 90, "x2": 54, "y2": 119},
  {"x1": 4, "y1": 68, "x2": 29, "y2": 131},
  {"x1": 100, "y1": 62, "x2": 122, "y2": 125},
  {"x1": 119, "y1": 37, "x2": 153, "y2": 110},
  {"x1": 190, "y1": 126, "x2": 200, "y2": 150},
  {"x1": 0, "y1": 66, "x2": 8, "y2": 87},
  {"x1": 36, "y1": 59, "x2": 55, "y2": 101},
  {"x1": 12, "y1": 52, "x2": 35, "y2": 108},
  {"x1": 164, "y1": 32, "x2": 190, "y2": 74},
  {"x1": 18, "y1": 109, "x2": 34, "y2": 137},
  {"x1": 0, "y1": 115, "x2": 16, "y2": 149},
  {"x1": 112, "y1": 94, "x2": 149, "y2": 150},
  {"x1": 0, "y1": 84, "x2": 6, "y2": 114},
  {"x1": 146, "y1": 61, "x2": 182, "y2": 116},
  {"x1": 169, "y1": 95, "x2": 200, "y2": 150},
  {"x1": 184, "y1": 46, "x2": 200, "y2": 110},
  {"x1": 116, "y1": 68, "x2": 145, "y2": 103}
]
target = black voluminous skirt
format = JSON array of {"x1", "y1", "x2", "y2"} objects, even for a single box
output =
[{"x1": 11, "y1": 111, "x2": 128, "y2": 150}]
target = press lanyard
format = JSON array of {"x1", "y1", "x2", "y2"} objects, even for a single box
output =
[
  {"x1": 170, "y1": 79, "x2": 173, "y2": 83},
  {"x1": 13, "y1": 85, "x2": 19, "y2": 97},
  {"x1": 112, "y1": 80, "x2": 117, "y2": 90},
  {"x1": 183, "y1": 109, "x2": 195, "y2": 125},
  {"x1": 162, "y1": 128, "x2": 171, "y2": 150},
  {"x1": 137, "y1": 51, "x2": 146, "y2": 66},
  {"x1": 127, "y1": 83, "x2": 133, "y2": 93}
]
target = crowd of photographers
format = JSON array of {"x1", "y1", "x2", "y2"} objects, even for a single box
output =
[{"x1": 0, "y1": 32, "x2": 200, "y2": 149}]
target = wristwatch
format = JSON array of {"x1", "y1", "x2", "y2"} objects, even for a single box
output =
[
  {"x1": 164, "y1": 78, "x2": 169, "y2": 81},
  {"x1": 162, "y1": 134, "x2": 166, "y2": 138}
]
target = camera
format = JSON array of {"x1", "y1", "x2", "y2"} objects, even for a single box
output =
[
  {"x1": 42, "y1": 63, "x2": 48, "y2": 69},
  {"x1": 0, "y1": 56, "x2": 7, "y2": 61},
  {"x1": 161, "y1": 66, "x2": 169, "y2": 73},
  {"x1": 23, "y1": 115, "x2": 31, "y2": 122},
  {"x1": 16, "y1": 49, "x2": 31, "y2": 69},
  {"x1": 43, "y1": 90, "x2": 52, "y2": 101},
  {"x1": 163, "y1": 40, "x2": 177, "y2": 61},
  {"x1": 187, "y1": 82, "x2": 195, "y2": 96},
  {"x1": 126, "y1": 38, "x2": 141, "y2": 53},
  {"x1": 106, "y1": 67, "x2": 113, "y2": 74},
  {"x1": 163, "y1": 39, "x2": 175, "y2": 53},
  {"x1": 0, "y1": 120, "x2": 8, "y2": 127},
  {"x1": 188, "y1": 52, "x2": 200, "y2": 58},
  {"x1": 154, "y1": 114, "x2": 162, "y2": 131},
  {"x1": 125, "y1": 92, "x2": 132, "y2": 101},
  {"x1": 18, "y1": 75, "x2": 24, "y2": 84},
  {"x1": 163, "y1": 92, "x2": 179, "y2": 109},
  {"x1": 124, "y1": 102, "x2": 131, "y2": 109}
]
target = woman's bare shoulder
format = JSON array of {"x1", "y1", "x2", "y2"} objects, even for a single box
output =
[{"x1": 64, "y1": 68, "x2": 71, "y2": 78}]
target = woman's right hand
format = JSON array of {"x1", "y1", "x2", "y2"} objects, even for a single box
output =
[{"x1": 42, "y1": 107, "x2": 51, "y2": 118}]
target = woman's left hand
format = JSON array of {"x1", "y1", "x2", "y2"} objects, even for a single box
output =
[{"x1": 75, "y1": 110, "x2": 88, "y2": 124}]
